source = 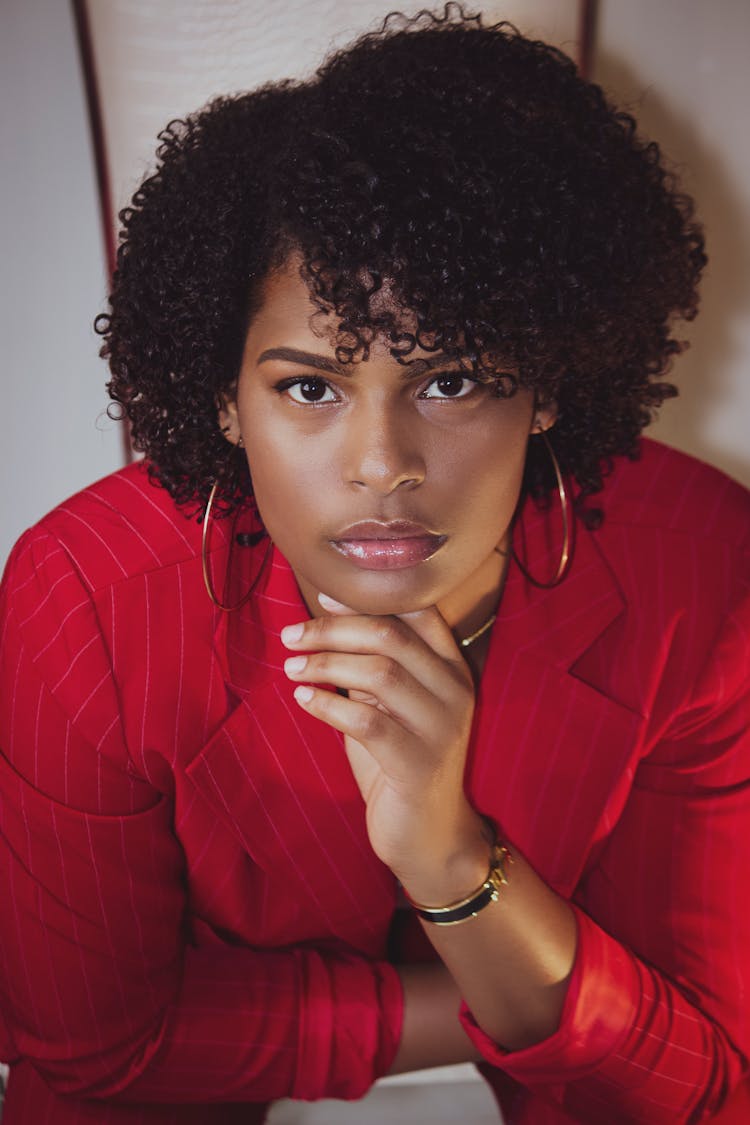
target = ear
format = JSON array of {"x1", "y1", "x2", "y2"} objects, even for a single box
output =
[
  {"x1": 217, "y1": 384, "x2": 241, "y2": 445},
  {"x1": 531, "y1": 400, "x2": 558, "y2": 434}
]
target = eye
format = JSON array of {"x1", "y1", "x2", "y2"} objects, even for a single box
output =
[
  {"x1": 419, "y1": 373, "x2": 477, "y2": 400},
  {"x1": 279, "y1": 377, "x2": 338, "y2": 404}
]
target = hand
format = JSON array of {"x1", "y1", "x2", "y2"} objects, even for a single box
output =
[{"x1": 282, "y1": 595, "x2": 488, "y2": 899}]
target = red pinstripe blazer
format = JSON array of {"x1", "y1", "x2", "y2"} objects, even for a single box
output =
[{"x1": 1, "y1": 439, "x2": 749, "y2": 1124}]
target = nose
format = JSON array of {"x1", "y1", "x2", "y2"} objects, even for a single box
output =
[{"x1": 343, "y1": 399, "x2": 426, "y2": 494}]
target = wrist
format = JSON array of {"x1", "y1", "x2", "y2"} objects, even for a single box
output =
[
  {"x1": 407, "y1": 841, "x2": 512, "y2": 926},
  {"x1": 397, "y1": 814, "x2": 491, "y2": 907}
]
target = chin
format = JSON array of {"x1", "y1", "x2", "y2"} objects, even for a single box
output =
[{"x1": 325, "y1": 570, "x2": 446, "y2": 617}]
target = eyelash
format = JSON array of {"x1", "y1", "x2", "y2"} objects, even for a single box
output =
[
  {"x1": 273, "y1": 372, "x2": 482, "y2": 405},
  {"x1": 274, "y1": 377, "x2": 338, "y2": 405}
]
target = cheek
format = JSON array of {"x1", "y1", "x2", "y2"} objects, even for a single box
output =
[
  {"x1": 242, "y1": 427, "x2": 332, "y2": 538},
  {"x1": 433, "y1": 420, "x2": 529, "y2": 509},
  {"x1": 246, "y1": 444, "x2": 299, "y2": 505}
]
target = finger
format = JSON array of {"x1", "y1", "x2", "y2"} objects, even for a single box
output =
[
  {"x1": 319, "y1": 591, "x2": 463, "y2": 667},
  {"x1": 292, "y1": 684, "x2": 414, "y2": 779},
  {"x1": 396, "y1": 604, "x2": 464, "y2": 664},
  {"x1": 281, "y1": 613, "x2": 469, "y2": 700},
  {"x1": 284, "y1": 650, "x2": 445, "y2": 735}
]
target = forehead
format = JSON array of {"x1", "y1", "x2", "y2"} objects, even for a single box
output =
[
  {"x1": 239, "y1": 256, "x2": 522, "y2": 390},
  {"x1": 248, "y1": 260, "x2": 328, "y2": 335},
  {"x1": 244, "y1": 256, "x2": 421, "y2": 359}
]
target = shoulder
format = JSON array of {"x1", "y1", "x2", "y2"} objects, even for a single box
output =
[
  {"x1": 590, "y1": 440, "x2": 749, "y2": 687},
  {"x1": 598, "y1": 439, "x2": 750, "y2": 553},
  {"x1": 10, "y1": 461, "x2": 202, "y2": 596},
  {"x1": 0, "y1": 465, "x2": 208, "y2": 758},
  {"x1": 571, "y1": 441, "x2": 749, "y2": 729},
  {"x1": 1, "y1": 462, "x2": 204, "y2": 676},
  {"x1": 591, "y1": 440, "x2": 750, "y2": 616}
]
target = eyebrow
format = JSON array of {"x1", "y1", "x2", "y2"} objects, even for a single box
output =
[
  {"x1": 257, "y1": 347, "x2": 346, "y2": 375},
  {"x1": 256, "y1": 346, "x2": 468, "y2": 378}
]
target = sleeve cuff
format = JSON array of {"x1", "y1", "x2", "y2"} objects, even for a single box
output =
[
  {"x1": 459, "y1": 906, "x2": 639, "y2": 1083},
  {"x1": 295, "y1": 952, "x2": 403, "y2": 1100}
]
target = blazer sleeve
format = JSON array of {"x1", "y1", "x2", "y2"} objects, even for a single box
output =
[
  {"x1": 460, "y1": 565, "x2": 750, "y2": 1123},
  {"x1": 0, "y1": 528, "x2": 402, "y2": 1104}
]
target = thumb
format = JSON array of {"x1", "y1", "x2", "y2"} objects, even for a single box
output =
[{"x1": 396, "y1": 603, "x2": 463, "y2": 663}]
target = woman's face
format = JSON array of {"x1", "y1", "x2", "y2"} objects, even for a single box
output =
[{"x1": 221, "y1": 259, "x2": 547, "y2": 627}]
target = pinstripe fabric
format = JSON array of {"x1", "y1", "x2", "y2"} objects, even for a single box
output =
[
  {"x1": 0, "y1": 439, "x2": 748, "y2": 1123},
  {"x1": 0, "y1": 465, "x2": 400, "y2": 1124}
]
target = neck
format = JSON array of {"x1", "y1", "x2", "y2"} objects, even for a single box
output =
[{"x1": 438, "y1": 539, "x2": 509, "y2": 646}]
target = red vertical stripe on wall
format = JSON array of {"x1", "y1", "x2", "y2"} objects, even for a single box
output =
[
  {"x1": 70, "y1": 0, "x2": 133, "y2": 464},
  {"x1": 578, "y1": 0, "x2": 598, "y2": 78}
]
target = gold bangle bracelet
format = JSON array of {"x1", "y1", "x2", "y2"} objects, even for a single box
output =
[{"x1": 407, "y1": 843, "x2": 512, "y2": 926}]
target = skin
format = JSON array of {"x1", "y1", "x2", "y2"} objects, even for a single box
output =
[
  {"x1": 220, "y1": 256, "x2": 576, "y2": 1067},
  {"x1": 221, "y1": 257, "x2": 545, "y2": 636}
]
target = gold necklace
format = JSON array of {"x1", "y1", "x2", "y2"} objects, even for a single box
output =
[
  {"x1": 459, "y1": 611, "x2": 497, "y2": 649},
  {"x1": 458, "y1": 541, "x2": 509, "y2": 650}
]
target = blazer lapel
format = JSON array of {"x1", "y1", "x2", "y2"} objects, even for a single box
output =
[
  {"x1": 467, "y1": 500, "x2": 643, "y2": 898},
  {"x1": 186, "y1": 547, "x2": 397, "y2": 954}
]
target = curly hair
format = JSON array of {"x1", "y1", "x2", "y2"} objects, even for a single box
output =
[{"x1": 99, "y1": 4, "x2": 706, "y2": 525}]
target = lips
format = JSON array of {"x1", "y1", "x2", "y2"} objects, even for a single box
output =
[{"x1": 331, "y1": 520, "x2": 447, "y2": 570}]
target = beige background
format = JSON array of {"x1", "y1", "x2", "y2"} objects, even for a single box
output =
[
  {"x1": 87, "y1": 0, "x2": 584, "y2": 218},
  {"x1": 594, "y1": 0, "x2": 750, "y2": 491}
]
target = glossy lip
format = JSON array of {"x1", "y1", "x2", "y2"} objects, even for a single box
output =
[
  {"x1": 334, "y1": 519, "x2": 441, "y2": 539},
  {"x1": 330, "y1": 521, "x2": 447, "y2": 571}
]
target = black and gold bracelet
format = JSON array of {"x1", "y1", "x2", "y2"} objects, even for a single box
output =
[{"x1": 407, "y1": 842, "x2": 512, "y2": 926}]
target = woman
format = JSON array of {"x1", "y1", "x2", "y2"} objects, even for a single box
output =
[{"x1": 1, "y1": 7, "x2": 748, "y2": 1123}]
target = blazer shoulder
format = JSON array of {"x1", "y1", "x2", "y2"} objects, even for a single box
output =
[
  {"x1": 601, "y1": 439, "x2": 750, "y2": 553},
  {"x1": 17, "y1": 462, "x2": 202, "y2": 594}
]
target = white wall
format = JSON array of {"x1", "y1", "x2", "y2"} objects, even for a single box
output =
[
  {"x1": 86, "y1": 0, "x2": 582, "y2": 217},
  {"x1": 0, "y1": 0, "x2": 124, "y2": 568},
  {"x1": 594, "y1": 0, "x2": 750, "y2": 488}
]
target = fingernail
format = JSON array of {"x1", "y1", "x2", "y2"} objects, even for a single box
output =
[
  {"x1": 281, "y1": 623, "x2": 304, "y2": 645},
  {"x1": 284, "y1": 655, "x2": 307, "y2": 675},
  {"x1": 319, "y1": 592, "x2": 347, "y2": 611},
  {"x1": 294, "y1": 685, "x2": 314, "y2": 704}
]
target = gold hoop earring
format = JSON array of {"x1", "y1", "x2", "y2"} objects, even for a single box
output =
[
  {"x1": 512, "y1": 429, "x2": 571, "y2": 589},
  {"x1": 201, "y1": 481, "x2": 272, "y2": 611}
]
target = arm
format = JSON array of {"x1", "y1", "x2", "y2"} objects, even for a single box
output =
[
  {"x1": 524, "y1": 609, "x2": 750, "y2": 1122},
  {"x1": 455, "y1": 605, "x2": 750, "y2": 1123},
  {"x1": 283, "y1": 582, "x2": 750, "y2": 1122},
  {"x1": 284, "y1": 601, "x2": 578, "y2": 1050},
  {"x1": 387, "y1": 964, "x2": 482, "y2": 1075},
  {"x1": 0, "y1": 529, "x2": 401, "y2": 1103}
]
